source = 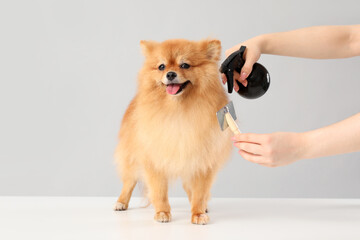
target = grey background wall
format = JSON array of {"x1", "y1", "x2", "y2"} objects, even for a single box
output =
[{"x1": 0, "y1": 0, "x2": 359, "y2": 198}]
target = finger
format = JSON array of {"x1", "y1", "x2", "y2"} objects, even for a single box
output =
[
  {"x1": 233, "y1": 72, "x2": 239, "y2": 90},
  {"x1": 234, "y1": 142, "x2": 263, "y2": 155},
  {"x1": 238, "y1": 150, "x2": 263, "y2": 163},
  {"x1": 234, "y1": 79, "x2": 239, "y2": 92},
  {"x1": 221, "y1": 74, "x2": 226, "y2": 84},
  {"x1": 259, "y1": 162, "x2": 278, "y2": 168},
  {"x1": 240, "y1": 54, "x2": 257, "y2": 81},
  {"x1": 241, "y1": 79, "x2": 248, "y2": 87},
  {"x1": 233, "y1": 71, "x2": 247, "y2": 88},
  {"x1": 232, "y1": 133, "x2": 264, "y2": 144},
  {"x1": 236, "y1": 78, "x2": 247, "y2": 87},
  {"x1": 233, "y1": 72, "x2": 239, "y2": 91}
]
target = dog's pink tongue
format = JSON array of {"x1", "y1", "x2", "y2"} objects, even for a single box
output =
[{"x1": 166, "y1": 84, "x2": 181, "y2": 95}]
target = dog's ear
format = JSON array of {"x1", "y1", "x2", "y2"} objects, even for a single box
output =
[
  {"x1": 200, "y1": 39, "x2": 221, "y2": 61},
  {"x1": 140, "y1": 40, "x2": 158, "y2": 57}
]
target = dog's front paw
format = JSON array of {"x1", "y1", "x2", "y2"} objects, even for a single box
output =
[
  {"x1": 154, "y1": 212, "x2": 171, "y2": 223},
  {"x1": 114, "y1": 202, "x2": 128, "y2": 211},
  {"x1": 191, "y1": 213, "x2": 209, "y2": 225}
]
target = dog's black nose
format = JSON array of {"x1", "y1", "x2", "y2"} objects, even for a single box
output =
[{"x1": 166, "y1": 71, "x2": 177, "y2": 81}]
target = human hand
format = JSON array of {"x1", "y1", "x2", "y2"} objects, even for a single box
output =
[
  {"x1": 232, "y1": 132, "x2": 306, "y2": 167},
  {"x1": 221, "y1": 36, "x2": 263, "y2": 92}
]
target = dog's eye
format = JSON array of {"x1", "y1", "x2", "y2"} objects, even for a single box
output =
[
  {"x1": 180, "y1": 63, "x2": 190, "y2": 69},
  {"x1": 158, "y1": 64, "x2": 165, "y2": 71}
]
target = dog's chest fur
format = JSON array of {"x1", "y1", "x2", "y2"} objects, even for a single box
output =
[{"x1": 135, "y1": 100, "x2": 232, "y2": 176}]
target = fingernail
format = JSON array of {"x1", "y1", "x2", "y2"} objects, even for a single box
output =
[
  {"x1": 240, "y1": 72, "x2": 247, "y2": 80},
  {"x1": 234, "y1": 85, "x2": 239, "y2": 92}
]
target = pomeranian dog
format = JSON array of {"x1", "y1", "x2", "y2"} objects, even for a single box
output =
[{"x1": 114, "y1": 39, "x2": 232, "y2": 225}]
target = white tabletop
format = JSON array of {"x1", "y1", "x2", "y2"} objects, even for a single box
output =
[{"x1": 0, "y1": 197, "x2": 359, "y2": 240}]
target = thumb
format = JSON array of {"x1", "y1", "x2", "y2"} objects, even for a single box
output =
[{"x1": 240, "y1": 57, "x2": 256, "y2": 81}]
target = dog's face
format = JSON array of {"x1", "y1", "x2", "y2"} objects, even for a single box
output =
[{"x1": 139, "y1": 39, "x2": 221, "y2": 98}]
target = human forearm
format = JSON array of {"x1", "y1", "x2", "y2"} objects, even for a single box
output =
[
  {"x1": 222, "y1": 25, "x2": 360, "y2": 90},
  {"x1": 301, "y1": 113, "x2": 360, "y2": 159},
  {"x1": 258, "y1": 25, "x2": 360, "y2": 59},
  {"x1": 232, "y1": 113, "x2": 360, "y2": 167}
]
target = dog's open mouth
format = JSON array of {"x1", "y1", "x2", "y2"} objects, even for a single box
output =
[{"x1": 166, "y1": 81, "x2": 191, "y2": 95}]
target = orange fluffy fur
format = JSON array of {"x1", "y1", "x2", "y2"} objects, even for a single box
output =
[{"x1": 114, "y1": 39, "x2": 232, "y2": 224}]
